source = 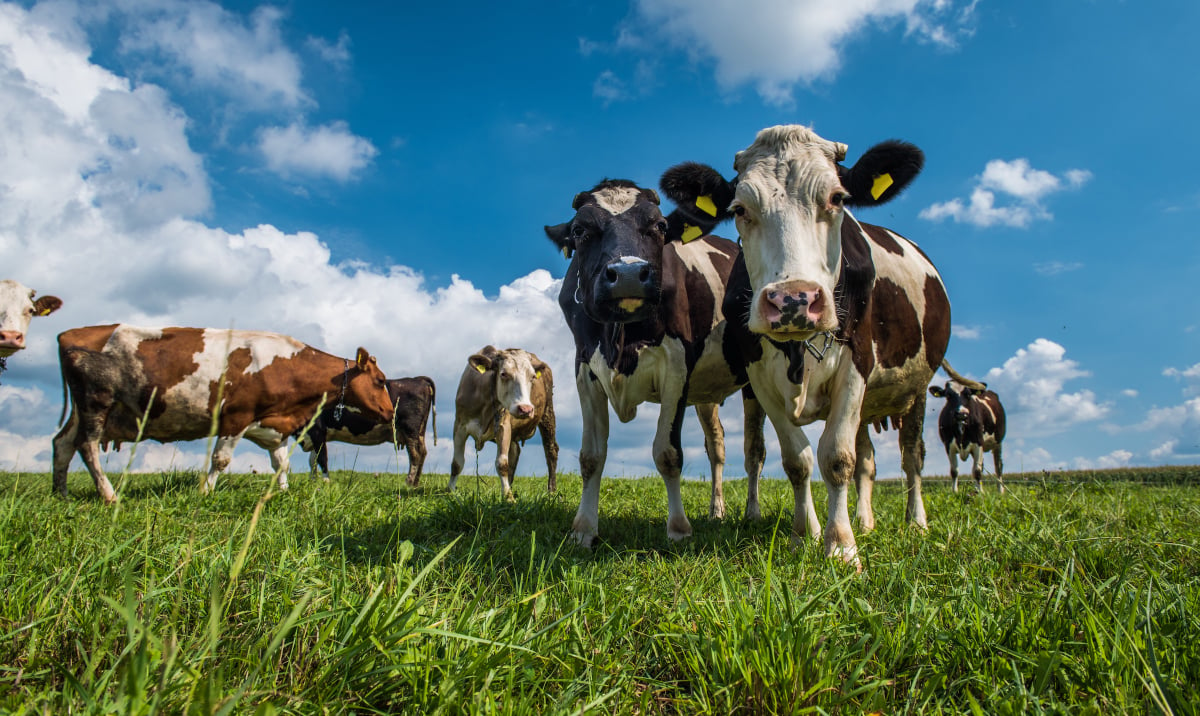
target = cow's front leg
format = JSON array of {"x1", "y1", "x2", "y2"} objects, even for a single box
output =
[
  {"x1": 817, "y1": 369, "x2": 866, "y2": 568},
  {"x1": 898, "y1": 395, "x2": 928, "y2": 529},
  {"x1": 948, "y1": 447, "x2": 960, "y2": 492},
  {"x1": 993, "y1": 446, "x2": 1005, "y2": 494},
  {"x1": 693, "y1": 403, "x2": 726, "y2": 519},
  {"x1": 777, "y1": 422, "x2": 820, "y2": 545},
  {"x1": 572, "y1": 367, "x2": 609, "y2": 547},
  {"x1": 854, "y1": 424, "x2": 877, "y2": 532},
  {"x1": 267, "y1": 443, "x2": 290, "y2": 491},
  {"x1": 655, "y1": 391, "x2": 692, "y2": 542},
  {"x1": 447, "y1": 420, "x2": 470, "y2": 492},
  {"x1": 970, "y1": 444, "x2": 985, "y2": 493},
  {"x1": 201, "y1": 436, "x2": 240, "y2": 494},
  {"x1": 742, "y1": 390, "x2": 766, "y2": 521},
  {"x1": 495, "y1": 416, "x2": 516, "y2": 501}
]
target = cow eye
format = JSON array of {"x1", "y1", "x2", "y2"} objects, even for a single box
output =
[
  {"x1": 570, "y1": 224, "x2": 587, "y2": 239},
  {"x1": 655, "y1": 220, "x2": 668, "y2": 233},
  {"x1": 830, "y1": 191, "x2": 849, "y2": 209},
  {"x1": 732, "y1": 205, "x2": 746, "y2": 217}
]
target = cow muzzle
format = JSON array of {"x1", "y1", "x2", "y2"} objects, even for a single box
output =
[
  {"x1": 753, "y1": 280, "x2": 834, "y2": 337},
  {"x1": 591, "y1": 257, "x2": 659, "y2": 320},
  {"x1": 0, "y1": 331, "x2": 25, "y2": 355}
]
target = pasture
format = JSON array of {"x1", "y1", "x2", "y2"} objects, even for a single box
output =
[{"x1": 1, "y1": 464, "x2": 1197, "y2": 714}]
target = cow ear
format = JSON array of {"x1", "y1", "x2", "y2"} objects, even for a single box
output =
[
  {"x1": 533, "y1": 360, "x2": 550, "y2": 380},
  {"x1": 544, "y1": 222, "x2": 575, "y2": 259},
  {"x1": 355, "y1": 347, "x2": 371, "y2": 369},
  {"x1": 839, "y1": 140, "x2": 924, "y2": 207},
  {"x1": 659, "y1": 162, "x2": 736, "y2": 241},
  {"x1": 468, "y1": 352, "x2": 492, "y2": 374},
  {"x1": 928, "y1": 385, "x2": 945, "y2": 398},
  {"x1": 640, "y1": 187, "x2": 661, "y2": 205},
  {"x1": 33, "y1": 295, "x2": 63, "y2": 317}
]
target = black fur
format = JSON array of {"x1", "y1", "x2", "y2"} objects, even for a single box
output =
[
  {"x1": 838, "y1": 140, "x2": 924, "y2": 207},
  {"x1": 659, "y1": 162, "x2": 737, "y2": 237}
]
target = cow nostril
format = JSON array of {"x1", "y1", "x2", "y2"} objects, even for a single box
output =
[
  {"x1": 604, "y1": 267, "x2": 618, "y2": 283},
  {"x1": 639, "y1": 266, "x2": 651, "y2": 282}
]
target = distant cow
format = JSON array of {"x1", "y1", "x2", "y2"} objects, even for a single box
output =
[
  {"x1": 52, "y1": 325, "x2": 394, "y2": 503},
  {"x1": 661, "y1": 125, "x2": 949, "y2": 566},
  {"x1": 448, "y1": 346, "x2": 558, "y2": 500},
  {"x1": 298, "y1": 376, "x2": 437, "y2": 486},
  {"x1": 929, "y1": 362, "x2": 1006, "y2": 493},
  {"x1": 0, "y1": 280, "x2": 62, "y2": 374},
  {"x1": 545, "y1": 179, "x2": 767, "y2": 547}
]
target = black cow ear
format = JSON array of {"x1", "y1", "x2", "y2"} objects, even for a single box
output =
[
  {"x1": 640, "y1": 187, "x2": 661, "y2": 205},
  {"x1": 839, "y1": 140, "x2": 924, "y2": 207},
  {"x1": 544, "y1": 222, "x2": 575, "y2": 259},
  {"x1": 929, "y1": 385, "x2": 945, "y2": 398},
  {"x1": 571, "y1": 191, "x2": 595, "y2": 211},
  {"x1": 659, "y1": 162, "x2": 736, "y2": 242}
]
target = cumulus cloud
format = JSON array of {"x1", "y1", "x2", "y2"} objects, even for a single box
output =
[
  {"x1": 921, "y1": 159, "x2": 1092, "y2": 228},
  {"x1": 1074, "y1": 449, "x2": 1133, "y2": 470},
  {"x1": 982, "y1": 338, "x2": 1108, "y2": 437},
  {"x1": 951, "y1": 324, "x2": 981, "y2": 340},
  {"x1": 306, "y1": 30, "x2": 351, "y2": 67},
  {"x1": 1128, "y1": 364, "x2": 1200, "y2": 462},
  {"x1": 258, "y1": 121, "x2": 378, "y2": 181},
  {"x1": 626, "y1": 0, "x2": 977, "y2": 105}
]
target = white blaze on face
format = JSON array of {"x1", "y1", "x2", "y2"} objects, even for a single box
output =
[
  {"x1": 494, "y1": 350, "x2": 538, "y2": 418},
  {"x1": 0, "y1": 280, "x2": 37, "y2": 355},
  {"x1": 591, "y1": 186, "x2": 642, "y2": 215},
  {"x1": 732, "y1": 125, "x2": 847, "y2": 338}
]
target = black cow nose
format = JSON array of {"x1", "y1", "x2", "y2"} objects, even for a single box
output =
[{"x1": 602, "y1": 258, "x2": 653, "y2": 296}]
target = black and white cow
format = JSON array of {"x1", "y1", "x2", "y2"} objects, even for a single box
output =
[
  {"x1": 544, "y1": 179, "x2": 766, "y2": 546},
  {"x1": 662, "y1": 125, "x2": 951, "y2": 566},
  {"x1": 929, "y1": 362, "x2": 1006, "y2": 493},
  {"x1": 0, "y1": 280, "x2": 62, "y2": 377},
  {"x1": 299, "y1": 376, "x2": 437, "y2": 487}
]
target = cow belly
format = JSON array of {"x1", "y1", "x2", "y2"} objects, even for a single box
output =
[
  {"x1": 326, "y1": 424, "x2": 397, "y2": 446},
  {"x1": 586, "y1": 346, "x2": 664, "y2": 422},
  {"x1": 686, "y1": 324, "x2": 744, "y2": 404}
]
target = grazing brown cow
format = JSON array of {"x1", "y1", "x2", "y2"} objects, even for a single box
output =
[
  {"x1": 52, "y1": 324, "x2": 394, "y2": 503},
  {"x1": 299, "y1": 376, "x2": 437, "y2": 486},
  {"x1": 0, "y1": 280, "x2": 62, "y2": 375},
  {"x1": 929, "y1": 361, "x2": 1007, "y2": 493},
  {"x1": 448, "y1": 346, "x2": 558, "y2": 500}
]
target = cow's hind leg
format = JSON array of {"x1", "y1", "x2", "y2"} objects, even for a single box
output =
[
  {"x1": 538, "y1": 401, "x2": 559, "y2": 494},
  {"x1": 742, "y1": 388, "x2": 766, "y2": 521},
  {"x1": 854, "y1": 424, "x2": 877, "y2": 532},
  {"x1": 201, "y1": 436, "x2": 239, "y2": 494},
  {"x1": 994, "y1": 445, "x2": 1005, "y2": 494},
  {"x1": 268, "y1": 443, "x2": 290, "y2": 491},
  {"x1": 51, "y1": 411, "x2": 79, "y2": 498},
  {"x1": 405, "y1": 436, "x2": 427, "y2": 487},
  {"x1": 899, "y1": 395, "x2": 928, "y2": 529},
  {"x1": 694, "y1": 403, "x2": 726, "y2": 519},
  {"x1": 448, "y1": 420, "x2": 469, "y2": 492},
  {"x1": 655, "y1": 392, "x2": 692, "y2": 542}
]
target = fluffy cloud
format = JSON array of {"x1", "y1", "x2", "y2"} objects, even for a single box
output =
[
  {"x1": 921, "y1": 159, "x2": 1092, "y2": 228},
  {"x1": 626, "y1": 0, "x2": 977, "y2": 105},
  {"x1": 982, "y1": 338, "x2": 1108, "y2": 438},
  {"x1": 1033, "y1": 261, "x2": 1084, "y2": 276},
  {"x1": 258, "y1": 121, "x2": 379, "y2": 181}
]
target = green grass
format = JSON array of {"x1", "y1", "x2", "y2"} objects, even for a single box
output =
[{"x1": 1, "y1": 465, "x2": 1198, "y2": 714}]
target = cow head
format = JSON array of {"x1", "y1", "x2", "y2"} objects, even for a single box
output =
[
  {"x1": 660, "y1": 125, "x2": 923, "y2": 341},
  {"x1": 469, "y1": 347, "x2": 547, "y2": 419},
  {"x1": 0, "y1": 280, "x2": 63, "y2": 357},
  {"x1": 345, "y1": 347, "x2": 394, "y2": 423},
  {"x1": 929, "y1": 381, "x2": 987, "y2": 428},
  {"x1": 544, "y1": 180, "x2": 668, "y2": 324}
]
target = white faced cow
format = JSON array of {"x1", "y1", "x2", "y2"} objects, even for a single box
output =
[
  {"x1": 0, "y1": 280, "x2": 62, "y2": 374},
  {"x1": 662, "y1": 126, "x2": 951, "y2": 566},
  {"x1": 545, "y1": 180, "x2": 767, "y2": 547},
  {"x1": 53, "y1": 324, "x2": 394, "y2": 503},
  {"x1": 449, "y1": 346, "x2": 558, "y2": 501},
  {"x1": 929, "y1": 362, "x2": 1007, "y2": 493}
]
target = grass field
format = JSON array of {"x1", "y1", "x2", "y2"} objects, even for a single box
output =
[{"x1": 1, "y1": 463, "x2": 1197, "y2": 714}]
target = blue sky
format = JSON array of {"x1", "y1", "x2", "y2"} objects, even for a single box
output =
[{"x1": 1, "y1": 0, "x2": 1197, "y2": 484}]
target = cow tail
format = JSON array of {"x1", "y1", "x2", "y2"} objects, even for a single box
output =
[
  {"x1": 940, "y1": 358, "x2": 987, "y2": 390},
  {"x1": 57, "y1": 341, "x2": 70, "y2": 428}
]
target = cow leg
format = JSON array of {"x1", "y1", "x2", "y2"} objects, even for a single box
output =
[
  {"x1": 970, "y1": 444, "x2": 985, "y2": 493},
  {"x1": 495, "y1": 416, "x2": 516, "y2": 501},
  {"x1": 405, "y1": 435, "x2": 427, "y2": 487},
  {"x1": 694, "y1": 403, "x2": 726, "y2": 520},
  {"x1": 854, "y1": 424, "x2": 877, "y2": 532},
  {"x1": 572, "y1": 367, "x2": 609, "y2": 547},
  {"x1": 994, "y1": 445, "x2": 1005, "y2": 494},
  {"x1": 777, "y1": 423, "x2": 820, "y2": 545},
  {"x1": 51, "y1": 411, "x2": 79, "y2": 498},
  {"x1": 539, "y1": 400, "x2": 559, "y2": 494},
  {"x1": 201, "y1": 436, "x2": 239, "y2": 494},
  {"x1": 654, "y1": 387, "x2": 692, "y2": 542},
  {"x1": 448, "y1": 419, "x2": 469, "y2": 492},
  {"x1": 269, "y1": 443, "x2": 290, "y2": 491},
  {"x1": 948, "y1": 447, "x2": 960, "y2": 492},
  {"x1": 816, "y1": 369, "x2": 866, "y2": 567},
  {"x1": 899, "y1": 395, "x2": 928, "y2": 529},
  {"x1": 742, "y1": 389, "x2": 766, "y2": 521},
  {"x1": 497, "y1": 440, "x2": 521, "y2": 501}
]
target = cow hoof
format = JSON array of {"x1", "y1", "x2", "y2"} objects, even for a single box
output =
[
  {"x1": 827, "y1": 544, "x2": 862, "y2": 572},
  {"x1": 709, "y1": 505, "x2": 725, "y2": 520},
  {"x1": 570, "y1": 531, "x2": 596, "y2": 549},
  {"x1": 667, "y1": 527, "x2": 693, "y2": 542},
  {"x1": 857, "y1": 516, "x2": 876, "y2": 532},
  {"x1": 744, "y1": 504, "x2": 762, "y2": 521}
]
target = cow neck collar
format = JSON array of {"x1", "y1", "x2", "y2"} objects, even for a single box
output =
[
  {"x1": 0, "y1": 355, "x2": 6, "y2": 384},
  {"x1": 332, "y1": 359, "x2": 349, "y2": 421}
]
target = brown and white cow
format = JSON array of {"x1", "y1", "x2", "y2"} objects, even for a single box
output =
[
  {"x1": 929, "y1": 362, "x2": 1006, "y2": 493},
  {"x1": 299, "y1": 376, "x2": 437, "y2": 486},
  {"x1": 661, "y1": 125, "x2": 950, "y2": 566},
  {"x1": 52, "y1": 324, "x2": 394, "y2": 503},
  {"x1": 448, "y1": 346, "x2": 558, "y2": 500},
  {"x1": 545, "y1": 180, "x2": 767, "y2": 547},
  {"x1": 0, "y1": 280, "x2": 62, "y2": 373}
]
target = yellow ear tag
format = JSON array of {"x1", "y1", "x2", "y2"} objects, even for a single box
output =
[
  {"x1": 475, "y1": 365, "x2": 487, "y2": 374},
  {"x1": 870, "y1": 173, "x2": 894, "y2": 200},
  {"x1": 39, "y1": 308, "x2": 52, "y2": 316},
  {"x1": 561, "y1": 246, "x2": 570, "y2": 259},
  {"x1": 535, "y1": 371, "x2": 542, "y2": 378},
  {"x1": 680, "y1": 224, "x2": 703, "y2": 243},
  {"x1": 695, "y1": 195, "x2": 718, "y2": 217}
]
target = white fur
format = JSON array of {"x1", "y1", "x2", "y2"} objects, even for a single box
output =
[{"x1": 592, "y1": 186, "x2": 642, "y2": 215}]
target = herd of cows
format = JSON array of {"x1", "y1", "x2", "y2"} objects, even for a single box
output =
[{"x1": 0, "y1": 124, "x2": 1011, "y2": 565}]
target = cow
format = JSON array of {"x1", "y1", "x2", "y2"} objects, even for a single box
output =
[
  {"x1": 929, "y1": 362, "x2": 1006, "y2": 493},
  {"x1": 298, "y1": 376, "x2": 437, "y2": 486},
  {"x1": 544, "y1": 179, "x2": 767, "y2": 547},
  {"x1": 448, "y1": 346, "x2": 558, "y2": 500},
  {"x1": 52, "y1": 325, "x2": 394, "y2": 503},
  {"x1": 0, "y1": 280, "x2": 62, "y2": 377},
  {"x1": 660, "y1": 124, "x2": 950, "y2": 567}
]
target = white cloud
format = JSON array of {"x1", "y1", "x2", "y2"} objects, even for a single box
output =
[
  {"x1": 1033, "y1": 261, "x2": 1084, "y2": 276},
  {"x1": 593, "y1": 70, "x2": 628, "y2": 105},
  {"x1": 1164, "y1": 362, "x2": 1200, "y2": 397},
  {"x1": 983, "y1": 338, "x2": 1108, "y2": 437},
  {"x1": 627, "y1": 0, "x2": 976, "y2": 105},
  {"x1": 306, "y1": 30, "x2": 351, "y2": 67},
  {"x1": 116, "y1": 0, "x2": 310, "y2": 110},
  {"x1": 1121, "y1": 389, "x2": 1138, "y2": 398},
  {"x1": 921, "y1": 159, "x2": 1092, "y2": 228},
  {"x1": 951, "y1": 324, "x2": 981, "y2": 340},
  {"x1": 258, "y1": 121, "x2": 378, "y2": 181},
  {"x1": 1074, "y1": 449, "x2": 1133, "y2": 470}
]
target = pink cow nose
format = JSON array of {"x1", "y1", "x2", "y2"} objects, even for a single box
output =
[
  {"x1": 514, "y1": 403, "x2": 534, "y2": 418},
  {"x1": 0, "y1": 331, "x2": 25, "y2": 350},
  {"x1": 762, "y1": 285, "x2": 825, "y2": 329}
]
